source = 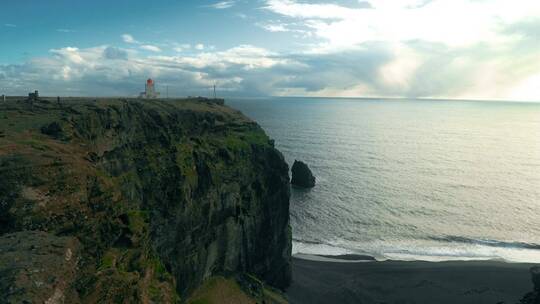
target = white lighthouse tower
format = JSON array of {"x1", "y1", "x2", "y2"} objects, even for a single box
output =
[{"x1": 139, "y1": 78, "x2": 160, "y2": 99}]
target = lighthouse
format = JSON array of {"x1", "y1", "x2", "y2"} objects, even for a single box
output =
[{"x1": 139, "y1": 78, "x2": 160, "y2": 99}]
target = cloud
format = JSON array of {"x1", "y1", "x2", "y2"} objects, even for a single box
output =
[
  {"x1": 263, "y1": 0, "x2": 540, "y2": 50},
  {"x1": 0, "y1": 41, "x2": 400, "y2": 98},
  {"x1": 250, "y1": 0, "x2": 540, "y2": 100},
  {"x1": 122, "y1": 34, "x2": 163, "y2": 53},
  {"x1": 4, "y1": 23, "x2": 16, "y2": 28},
  {"x1": 173, "y1": 44, "x2": 191, "y2": 52},
  {"x1": 140, "y1": 45, "x2": 162, "y2": 52},
  {"x1": 257, "y1": 21, "x2": 312, "y2": 36},
  {"x1": 122, "y1": 34, "x2": 139, "y2": 44},
  {"x1": 406, "y1": 39, "x2": 540, "y2": 100},
  {"x1": 263, "y1": 0, "x2": 358, "y2": 19},
  {"x1": 0, "y1": 44, "x2": 299, "y2": 97},
  {"x1": 501, "y1": 17, "x2": 540, "y2": 41},
  {"x1": 56, "y1": 29, "x2": 76, "y2": 33},
  {"x1": 205, "y1": 1, "x2": 236, "y2": 9},
  {"x1": 103, "y1": 46, "x2": 128, "y2": 60},
  {"x1": 236, "y1": 13, "x2": 248, "y2": 19},
  {"x1": 147, "y1": 45, "x2": 296, "y2": 73},
  {"x1": 258, "y1": 23, "x2": 289, "y2": 32},
  {"x1": 2, "y1": 37, "x2": 540, "y2": 101},
  {"x1": 50, "y1": 47, "x2": 85, "y2": 65},
  {"x1": 2, "y1": 1, "x2": 540, "y2": 101}
]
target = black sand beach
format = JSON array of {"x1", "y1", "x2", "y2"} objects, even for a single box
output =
[{"x1": 287, "y1": 255, "x2": 536, "y2": 304}]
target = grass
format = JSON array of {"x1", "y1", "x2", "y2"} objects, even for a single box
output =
[
  {"x1": 16, "y1": 138, "x2": 52, "y2": 152},
  {"x1": 240, "y1": 129, "x2": 270, "y2": 146},
  {"x1": 186, "y1": 275, "x2": 288, "y2": 304},
  {"x1": 220, "y1": 128, "x2": 269, "y2": 152},
  {"x1": 223, "y1": 134, "x2": 250, "y2": 151},
  {"x1": 146, "y1": 256, "x2": 171, "y2": 281},
  {"x1": 176, "y1": 142, "x2": 198, "y2": 186},
  {"x1": 99, "y1": 250, "x2": 118, "y2": 271},
  {"x1": 127, "y1": 210, "x2": 149, "y2": 235},
  {"x1": 186, "y1": 277, "x2": 256, "y2": 304}
]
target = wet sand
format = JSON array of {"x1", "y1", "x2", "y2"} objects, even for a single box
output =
[{"x1": 287, "y1": 255, "x2": 536, "y2": 304}]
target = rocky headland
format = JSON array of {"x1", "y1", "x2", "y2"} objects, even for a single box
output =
[{"x1": 0, "y1": 97, "x2": 291, "y2": 303}]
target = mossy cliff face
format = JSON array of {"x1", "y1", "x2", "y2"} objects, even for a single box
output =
[{"x1": 0, "y1": 98, "x2": 291, "y2": 303}]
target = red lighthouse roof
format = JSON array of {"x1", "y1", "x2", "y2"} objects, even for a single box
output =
[{"x1": 147, "y1": 78, "x2": 154, "y2": 85}]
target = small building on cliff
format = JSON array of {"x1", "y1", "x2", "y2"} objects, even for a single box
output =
[
  {"x1": 28, "y1": 90, "x2": 39, "y2": 101},
  {"x1": 139, "y1": 78, "x2": 160, "y2": 99}
]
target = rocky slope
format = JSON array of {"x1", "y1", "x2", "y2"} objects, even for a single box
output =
[{"x1": 0, "y1": 97, "x2": 291, "y2": 303}]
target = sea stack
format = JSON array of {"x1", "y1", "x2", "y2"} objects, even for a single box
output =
[{"x1": 291, "y1": 160, "x2": 316, "y2": 188}]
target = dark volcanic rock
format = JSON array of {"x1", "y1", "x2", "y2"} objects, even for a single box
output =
[
  {"x1": 519, "y1": 267, "x2": 540, "y2": 304},
  {"x1": 291, "y1": 160, "x2": 316, "y2": 188},
  {"x1": 40, "y1": 121, "x2": 64, "y2": 139},
  {"x1": 533, "y1": 267, "x2": 540, "y2": 291},
  {"x1": 0, "y1": 98, "x2": 292, "y2": 301}
]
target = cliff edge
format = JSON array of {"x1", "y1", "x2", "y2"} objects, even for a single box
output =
[{"x1": 0, "y1": 97, "x2": 291, "y2": 303}]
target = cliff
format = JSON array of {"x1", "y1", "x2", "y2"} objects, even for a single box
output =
[{"x1": 0, "y1": 97, "x2": 291, "y2": 303}]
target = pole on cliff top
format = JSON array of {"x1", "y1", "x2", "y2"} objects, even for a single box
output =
[{"x1": 213, "y1": 83, "x2": 216, "y2": 99}]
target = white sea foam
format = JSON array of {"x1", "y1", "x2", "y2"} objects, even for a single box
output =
[{"x1": 293, "y1": 239, "x2": 540, "y2": 263}]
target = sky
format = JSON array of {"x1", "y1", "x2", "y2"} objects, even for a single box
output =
[{"x1": 1, "y1": 0, "x2": 539, "y2": 101}]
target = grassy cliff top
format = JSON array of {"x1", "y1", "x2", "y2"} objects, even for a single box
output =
[
  {"x1": 0, "y1": 96, "x2": 271, "y2": 161},
  {"x1": 0, "y1": 96, "x2": 289, "y2": 303},
  {"x1": 0, "y1": 97, "x2": 247, "y2": 134}
]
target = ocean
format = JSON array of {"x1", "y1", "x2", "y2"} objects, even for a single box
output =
[{"x1": 228, "y1": 97, "x2": 540, "y2": 263}]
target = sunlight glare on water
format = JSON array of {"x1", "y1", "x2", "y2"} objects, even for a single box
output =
[{"x1": 229, "y1": 97, "x2": 540, "y2": 262}]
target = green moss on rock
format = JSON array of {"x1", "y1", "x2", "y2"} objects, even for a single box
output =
[{"x1": 0, "y1": 97, "x2": 291, "y2": 303}]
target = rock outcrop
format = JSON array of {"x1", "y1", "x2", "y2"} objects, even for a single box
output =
[
  {"x1": 0, "y1": 231, "x2": 81, "y2": 304},
  {"x1": 0, "y1": 98, "x2": 291, "y2": 302},
  {"x1": 291, "y1": 160, "x2": 316, "y2": 188}
]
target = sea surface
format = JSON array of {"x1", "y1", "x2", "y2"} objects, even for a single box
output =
[{"x1": 228, "y1": 97, "x2": 540, "y2": 263}]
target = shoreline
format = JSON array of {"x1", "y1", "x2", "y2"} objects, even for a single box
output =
[
  {"x1": 294, "y1": 253, "x2": 377, "y2": 263},
  {"x1": 293, "y1": 252, "x2": 533, "y2": 263},
  {"x1": 287, "y1": 254, "x2": 537, "y2": 304}
]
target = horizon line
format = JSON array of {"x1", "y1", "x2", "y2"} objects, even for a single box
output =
[{"x1": 3, "y1": 94, "x2": 539, "y2": 104}]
